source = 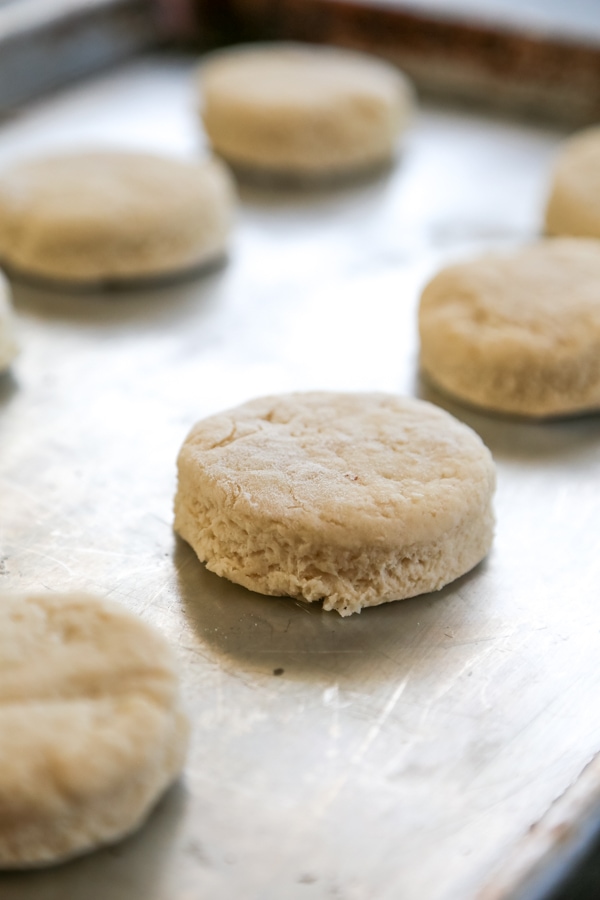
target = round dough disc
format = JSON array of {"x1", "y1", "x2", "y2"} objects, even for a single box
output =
[
  {"x1": 0, "y1": 151, "x2": 235, "y2": 285},
  {"x1": 0, "y1": 592, "x2": 189, "y2": 868},
  {"x1": 546, "y1": 127, "x2": 600, "y2": 239},
  {"x1": 0, "y1": 270, "x2": 18, "y2": 371},
  {"x1": 174, "y1": 392, "x2": 495, "y2": 616},
  {"x1": 418, "y1": 239, "x2": 600, "y2": 417},
  {"x1": 198, "y1": 44, "x2": 414, "y2": 178}
]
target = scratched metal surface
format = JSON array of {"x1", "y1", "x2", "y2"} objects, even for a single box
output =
[{"x1": 1, "y1": 56, "x2": 600, "y2": 900}]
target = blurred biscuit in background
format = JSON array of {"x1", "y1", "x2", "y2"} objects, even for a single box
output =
[
  {"x1": 0, "y1": 271, "x2": 18, "y2": 370},
  {"x1": 197, "y1": 43, "x2": 414, "y2": 181},
  {"x1": 0, "y1": 151, "x2": 235, "y2": 287},
  {"x1": 546, "y1": 127, "x2": 600, "y2": 239},
  {"x1": 419, "y1": 239, "x2": 600, "y2": 417}
]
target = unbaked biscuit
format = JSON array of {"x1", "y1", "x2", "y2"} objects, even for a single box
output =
[
  {"x1": 0, "y1": 591, "x2": 189, "y2": 868},
  {"x1": 418, "y1": 239, "x2": 600, "y2": 417},
  {"x1": 0, "y1": 271, "x2": 18, "y2": 371},
  {"x1": 174, "y1": 392, "x2": 495, "y2": 616},
  {"x1": 545, "y1": 127, "x2": 600, "y2": 239},
  {"x1": 198, "y1": 44, "x2": 413, "y2": 179},
  {"x1": 0, "y1": 151, "x2": 235, "y2": 285}
]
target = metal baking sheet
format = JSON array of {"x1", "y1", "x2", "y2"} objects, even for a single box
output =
[{"x1": 1, "y1": 55, "x2": 600, "y2": 900}]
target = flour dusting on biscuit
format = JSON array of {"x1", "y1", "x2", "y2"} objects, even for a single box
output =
[
  {"x1": 419, "y1": 239, "x2": 600, "y2": 417},
  {"x1": 174, "y1": 392, "x2": 495, "y2": 616},
  {"x1": 0, "y1": 592, "x2": 189, "y2": 868}
]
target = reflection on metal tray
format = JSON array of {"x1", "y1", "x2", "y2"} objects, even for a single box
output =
[{"x1": 1, "y1": 55, "x2": 600, "y2": 900}]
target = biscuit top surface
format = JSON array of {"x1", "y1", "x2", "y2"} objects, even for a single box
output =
[
  {"x1": 419, "y1": 239, "x2": 600, "y2": 353},
  {"x1": 0, "y1": 592, "x2": 188, "y2": 865},
  {"x1": 0, "y1": 592, "x2": 178, "y2": 705},
  {"x1": 201, "y1": 45, "x2": 406, "y2": 110},
  {"x1": 0, "y1": 151, "x2": 227, "y2": 226},
  {"x1": 178, "y1": 392, "x2": 495, "y2": 548}
]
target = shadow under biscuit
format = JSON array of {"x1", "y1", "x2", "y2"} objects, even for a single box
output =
[
  {"x1": 173, "y1": 535, "x2": 492, "y2": 687},
  {"x1": 0, "y1": 369, "x2": 18, "y2": 406},
  {"x1": 4, "y1": 253, "x2": 228, "y2": 296},
  {"x1": 415, "y1": 372, "x2": 600, "y2": 464},
  {"x1": 234, "y1": 155, "x2": 398, "y2": 208},
  {"x1": 0, "y1": 781, "x2": 187, "y2": 898},
  {"x1": 10, "y1": 256, "x2": 228, "y2": 328}
]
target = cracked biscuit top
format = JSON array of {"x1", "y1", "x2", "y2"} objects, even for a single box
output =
[{"x1": 174, "y1": 392, "x2": 495, "y2": 615}]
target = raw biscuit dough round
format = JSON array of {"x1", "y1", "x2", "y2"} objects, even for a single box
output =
[
  {"x1": 418, "y1": 239, "x2": 600, "y2": 417},
  {"x1": 0, "y1": 271, "x2": 18, "y2": 371},
  {"x1": 0, "y1": 151, "x2": 235, "y2": 284},
  {"x1": 545, "y1": 127, "x2": 600, "y2": 238},
  {"x1": 174, "y1": 392, "x2": 495, "y2": 616},
  {"x1": 198, "y1": 44, "x2": 414, "y2": 178},
  {"x1": 0, "y1": 591, "x2": 189, "y2": 868}
]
